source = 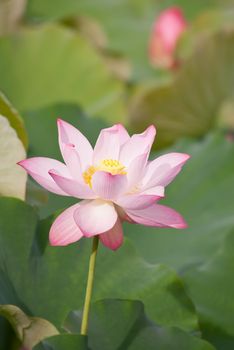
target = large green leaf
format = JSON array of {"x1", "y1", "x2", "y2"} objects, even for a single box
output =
[
  {"x1": 0, "y1": 198, "x2": 198, "y2": 334},
  {"x1": 0, "y1": 198, "x2": 38, "y2": 349},
  {"x1": 128, "y1": 327, "x2": 215, "y2": 350},
  {"x1": 126, "y1": 133, "x2": 234, "y2": 270},
  {"x1": 183, "y1": 230, "x2": 234, "y2": 350},
  {"x1": 34, "y1": 334, "x2": 89, "y2": 350},
  {"x1": 0, "y1": 24, "x2": 126, "y2": 122},
  {"x1": 129, "y1": 30, "x2": 234, "y2": 148},
  {"x1": 64, "y1": 299, "x2": 215, "y2": 350}
]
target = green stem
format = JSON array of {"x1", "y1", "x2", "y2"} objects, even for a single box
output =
[{"x1": 80, "y1": 235, "x2": 99, "y2": 335}]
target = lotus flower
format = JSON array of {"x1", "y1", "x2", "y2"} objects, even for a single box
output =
[
  {"x1": 149, "y1": 7, "x2": 187, "y2": 69},
  {"x1": 18, "y1": 120, "x2": 189, "y2": 250}
]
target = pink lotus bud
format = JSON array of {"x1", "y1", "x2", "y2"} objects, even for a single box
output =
[{"x1": 149, "y1": 7, "x2": 187, "y2": 69}]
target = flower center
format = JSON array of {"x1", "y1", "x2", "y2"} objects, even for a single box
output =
[
  {"x1": 82, "y1": 166, "x2": 96, "y2": 188},
  {"x1": 99, "y1": 159, "x2": 126, "y2": 175},
  {"x1": 83, "y1": 159, "x2": 126, "y2": 188}
]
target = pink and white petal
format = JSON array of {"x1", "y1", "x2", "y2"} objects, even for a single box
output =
[
  {"x1": 115, "y1": 205, "x2": 134, "y2": 223},
  {"x1": 57, "y1": 119, "x2": 93, "y2": 170},
  {"x1": 120, "y1": 125, "x2": 156, "y2": 166},
  {"x1": 99, "y1": 218, "x2": 123, "y2": 250},
  {"x1": 117, "y1": 186, "x2": 164, "y2": 210},
  {"x1": 93, "y1": 124, "x2": 129, "y2": 165},
  {"x1": 113, "y1": 123, "x2": 130, "y2": 145},
  {"x1": 18, "y1": 157, "x2": 70, "y2": 196},
  {"x1": 92, "y1": 171, "x2": 128, "y2": 201},
  {"x1": 126, "y1": 203, "x2": 187, "y2": 228},
  {"x1": 74, "y1": 199, "x2": 118, "y2": 237},
  {"x1": 49, "y1": 171, "x2": 96, "y2": 199},
  {"x1": 62, "y1": 144, "x2": 83, "y2": 182},
  {"x1": 142, "y1": 185, "x2": 165, "y2": 197},
  {"x1": 143, "y1": 153, "x2": 190, "y2": 189},
  {"x1": 49, "y1": 203, "x2": 83, "y2": 246},
  {"x1": 127, "y1": 152, "x2": 148, "y2": 190}
]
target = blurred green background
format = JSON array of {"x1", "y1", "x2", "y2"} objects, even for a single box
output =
[{"x1": 1, "y1": 0, "x2": 234, "y2": 349}]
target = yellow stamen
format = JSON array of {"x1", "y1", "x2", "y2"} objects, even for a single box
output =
[
  {"x1": 99, "y1": 159, "x2": 126, "y2": 175},
  {"x1": 83, "y1": 166, "x2": 96, "y2": 188},
  {"x1": 83, "y1": 159, "x2": 126, "y2": 188}
]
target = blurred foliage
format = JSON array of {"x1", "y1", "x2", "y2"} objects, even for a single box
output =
[
  {"x1": 35, "y1": 334, "x2": 89, "y2": 350},
  {"x1": 25, "y1": 0, "x2": 163, "y2": 81},
  {"x1": 64, "y1": 299, "x2": 215, "y2": 350},
  {"x1": 0, "y1": 24, "x2": 126, "y2": 122},
  {"x1": 1, "y1": 0, "x2": 234, "y2": 349},
  {"x1": 184, "y1": 230, "x2": 234, "y2": 349},
  {"x1": 26, "y1": 179, "x2": 49, "y2": 210}
]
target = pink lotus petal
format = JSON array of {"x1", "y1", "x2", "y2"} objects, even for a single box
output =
[
  {"x1": 120, "y1": 125, "x2": 156, "y2": 166},
  {"x1": 57, "y1": 119, "x2": 93, "y2": 170},
  {"x1": 127, "y1": 152, "x2": 148, "y2": 190},
  {"x1": 115, "y1": 205, "x2": 134, "y2": 223},
  {"x1": 92, "y1": 171, "x2": 128, "y2": 201},
  {"x1": 143, "y1": 152, "x2": 190, "y2": 189},
  {"x1": 62, "y1": 143, "x2": 83, "y2": 182},
  {"x1": 93, "y1": 124, "x2": 129, "y2": 165},
  {"x1": 99, "y1": 218, "x2": 123, "y2": 250},
  {"x1": 117, "y1": 186, "x2": 164, "y2": 210},
  {"x1": 116, "y1": 123, "x2": 130, "y2": 145},
  {"x1": 127, "y1": 203, "x2": 187, "y2": 228},
  {"x1": 74, "y1": 199, "x2": 118, "y2": 237},
  {"x1": 49, "y1": 203, "x2": 83, "y2": 246},
  {"x1": 49, "y1": 171, "x2": 96, "y2": 199},
  {"x1": 18, "y1": 157, "x2": 70, "y2": 196}
]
